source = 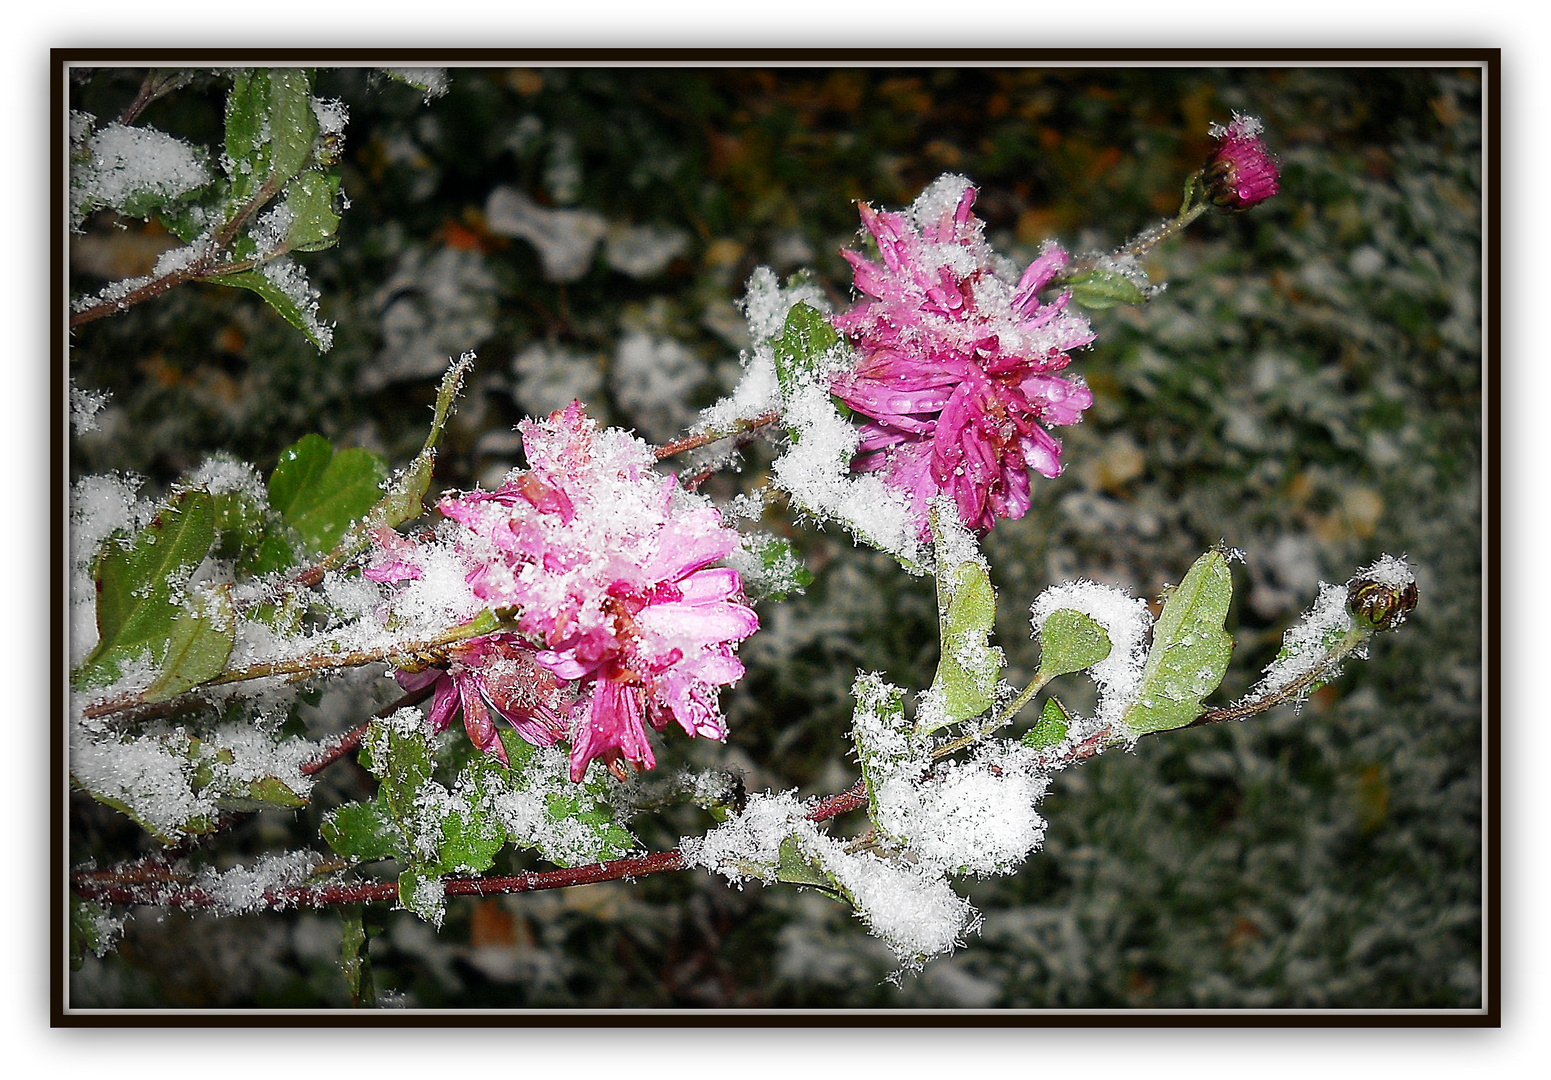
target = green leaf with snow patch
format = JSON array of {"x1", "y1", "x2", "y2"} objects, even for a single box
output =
[
  {"x1": 143, "y1": 585, "x2": 235, "y2": 702},
  {"x1": 741, "y1": 534, "x2": 813, "y2": 602},
  {"x1": 1065, "y1": 268, "x2": 1149, "y2": 310},
  {"x1": 1122, "y1": 550, "x2": 1235, "y2": 735},
  {"x1": 183, "y1": 736, "x2": 309, "y2": 812},
  {"x1": 75, "y1": 489, "x2": 218, "y2": 691},
  {"x1": 851, "y1": 673, "x2": 911, "y2": 828},
  {"x1": 493, "y1": 734, "x2": 635, "y2": 867},
  {"x1": 205, "y1": 265, "x2": 330, "y2": 350},
  {"x1": 397, "y1": 867, "x2": 446, "y2": 925},
  {"x1": 282, "y1": 169, "x2": 342, "y2": 252},
  {"x1": 921, "y1": 512, "x2": 1003, "y2": 733},
  {"x1": 772, "y1": 302, "x2": 840, "y2": 434},
  {"x1": 267, "y1": 434, "x2": 389, "y2": 555},
  {"x1": 1022, "y1": 697, "x2": 1072, "y2": 750},
  {"x1": 223, "y1": 69, "x2": 317, "y2": 206},
  {"x1": 1035, "y1": 608, "x2": 1112, "y2": 681},
  {"x1": 209, "y1": 488, "x2": 299, "y2": 577},
  {"x1": 322, "y1": 797, "x2": 406, "y2": 863},
  {"x1": 774, "y1": 835, "x2": 847, "y2": 900}
]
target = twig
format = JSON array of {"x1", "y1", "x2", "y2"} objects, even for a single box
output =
[{"x1": 652, "y1": 411, "x2": 781, "y2": 461}]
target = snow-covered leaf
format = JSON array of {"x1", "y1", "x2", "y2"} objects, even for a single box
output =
[
  {"x1": 204, "y1": 264, "x2": 331, "y2": 350},
  {"x1": 74, "y1": 489, "x2": 218, "y2": 690},
  {"x1": 922, "y1": 508, "x2": 1002, "y2": 733}
]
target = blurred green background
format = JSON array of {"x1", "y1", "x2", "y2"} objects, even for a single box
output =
[{"x1": 68, "y1": 65, "x2": 1482, "y2": 1009}]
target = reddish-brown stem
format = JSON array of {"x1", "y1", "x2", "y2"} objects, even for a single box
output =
[
  {"x1": 652, "y1": 411, "x2": 781, "y2": 461},
  {"x1": 299, "y1": 684, "x2": 436, "y2": 777},
  {"x1": 70, "y1": 176, "x2": 286, "y2": 329},
  {"x1": 70, "y1": 774, "x2": 872, "y2": 911}
]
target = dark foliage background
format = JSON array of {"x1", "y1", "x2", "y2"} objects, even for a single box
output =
[{"x1": 68, "y1": 65, "x2": 1482, "y2": 1009}]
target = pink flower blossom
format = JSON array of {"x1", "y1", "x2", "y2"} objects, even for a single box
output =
[
  {"x1": 829, "y1": 175, "x2": 1095, "y2": 539},
  {"x1": 430, "y1": 403, "x2": 759, "y2": 782},
  {"x1": 1203, "y1": 113, "x2": 1280, "y2": 210},
  {"x1": 394, "y1": 634, "x2": 571, "y2": 766}
]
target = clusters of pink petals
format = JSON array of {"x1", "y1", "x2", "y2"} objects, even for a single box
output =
[
  {"x1": 829, "y1": 176, "x2": 1095, "y2": 539},
  {"x1": 393, "y1": 634, "x2": 571, "y2": 766},
  {"x1": 375, "y1": 403, "x2": 758, "y2": 783},
  {"x1": 1204, "y1": 113, "x2": 1280, "y2": 210}
]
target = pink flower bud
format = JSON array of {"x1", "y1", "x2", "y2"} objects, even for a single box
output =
[{"x1": 1204, "y1": 113, "x2": 1280, "y2": 211}]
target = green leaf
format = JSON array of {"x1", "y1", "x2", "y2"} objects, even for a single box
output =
[
  {"x1": 1066, "y1": 268, "x2": 1149, "y2": 310},
  {"x1": 209, "y1": 486, "x2": 300, "y2": 577},
  {"x1": 740, "y1": 534, "x2": 813, "y2": 602},
  {"x1": 1035, "y1": 608, "x2": 1113, "y2": 681},
  {"x1": 772, "y1": 302, "x2": 841, "y2": 433},
  {"x1": 398, "y1": 867, "x2": 446, "y2": 925},
  {"x1": 204, "y1": 266, "x2": 330, "y2": 350},
  {"x1": 1022, "y1": 696, "x2": 1072, "y2": 750},
  {"x1": 322, "y1": 797, "x2": 407, "y2": 863},
  {"x1": 223, "y1": 69, "x2": 316, "y2": 199},
  {"x1": 264, "y1": 70, "x2": 318, "y2": 186},
  {"x1": 1122, "y1": 550, "x2": 1235, "y2": 735},
  {"x1": 774, "y1": 835, "x2": 847, "y2": 900},
  {"x1": 142, "y1": 585, "x2": 235, "y2": 702},
  {"x1": 850, "y1": 672, "x2": 911, "y2": 831},
  {"x1": 215, "y1": 773, "x2": 308, "y2": 812},
  {"x1": 224, "y1": 70, "x2": 268, "y2": 170},
  {"x1": 921, "y1": 509, "x2": 1003, "y2": 733},
  {"x1": 267, "y1": 434, "x2": 389, "y2": 555},
  {"x1": 75, "y1": 489, "x2": 217, "y2": 690},
  {"x1": 282, "y1": 168, "x2": 342, "y2": 252}
]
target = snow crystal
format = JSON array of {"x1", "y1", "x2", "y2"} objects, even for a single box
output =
[
  {"x1": 772, "y1": 376, "x2": 927, "y2": 569},
  {"x1": 683, "y1": 787, "x2": 981, "y2": 969},
  {"x1": 408, "y1": 875, "x2": 447, "y2": 927},
  {"x1": 697, "y1": 266, "x2": 829, "y2": 432},
  {"x1": 1029, "y1": 579, "x2": 1153, "y2": 731},
  {"x1": 189, "y1": 454, "x2": 266, "y2": 504},
  {"x1": 872, "y1": 742, "x2": 1049, "y2": 877},
  {"x1": 311, "y1": 96, "x2": 349, "y2": 137},
  {"x1": 1355, "y1": 553, "x2": 1416, "y2": 590},
  {"x1": 1250, "y1": 581, "x2": 1356, "y2": 699},
  {"x1": 70, "y1": 118, "x2": 209, "y2": 231},
  {"x1": 70, "y1": 380, "x2": 109, "y2": 435},
  {"x1": 484, "y1": 186, "x2": 606, "y2": 282},
  {"x1": 822, "y1": 845, "x2": 980, "y2": 968},
  {"x1": 907, "y1": 174, "x2": 976, "y2": 233},
  {"x1": 738, "y1": 266, "x2": 830, "y2": 346},
  {"x1": 69, "y1": 721, "x2": 212, "y2": 840},
  {"x1": 194, "y1": 851, "x2": 321, "y2": 914}
]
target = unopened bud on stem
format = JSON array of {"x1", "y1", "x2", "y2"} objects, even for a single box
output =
[
  {"x1": 1346, "y1": 555, "x2": 1418, "y2": 630},
  {"x1": 1203, "y1": 113, "x2": 1280, "y2": 211}
]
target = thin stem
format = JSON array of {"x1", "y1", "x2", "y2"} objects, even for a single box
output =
[
  {"x1": 929, "y1": 671, "x2": 1053, "y2": 761},
  {"x1": 70, "y1": 175, "x2": 287, "y2": 329},
  {"x1": 80, "y1": 615, "x2": 513, "y2": 722},
  {"x1": 1062, "y1": 199, "x2": 1212, "y2": 282},
  {"x1": 1189, "y1": 627, "x2": 1370, "y2": 727},
  {"x1": 652, "y1": 411, "x2": 781, "y2": 461}
]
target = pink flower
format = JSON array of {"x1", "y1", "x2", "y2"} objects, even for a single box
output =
[
  {"x1": 1203, "y1": 113, "x2": 1280, "y2": 210},
  {"x1": 829, "y1": 176, "x2": 1095, "y2": 539},
  {"x1": 394, "y1": 634, "x2": 571, "y2": 766},
  {"x1": 432, "y1": 403, "x2": 759, "y2": 782}
]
